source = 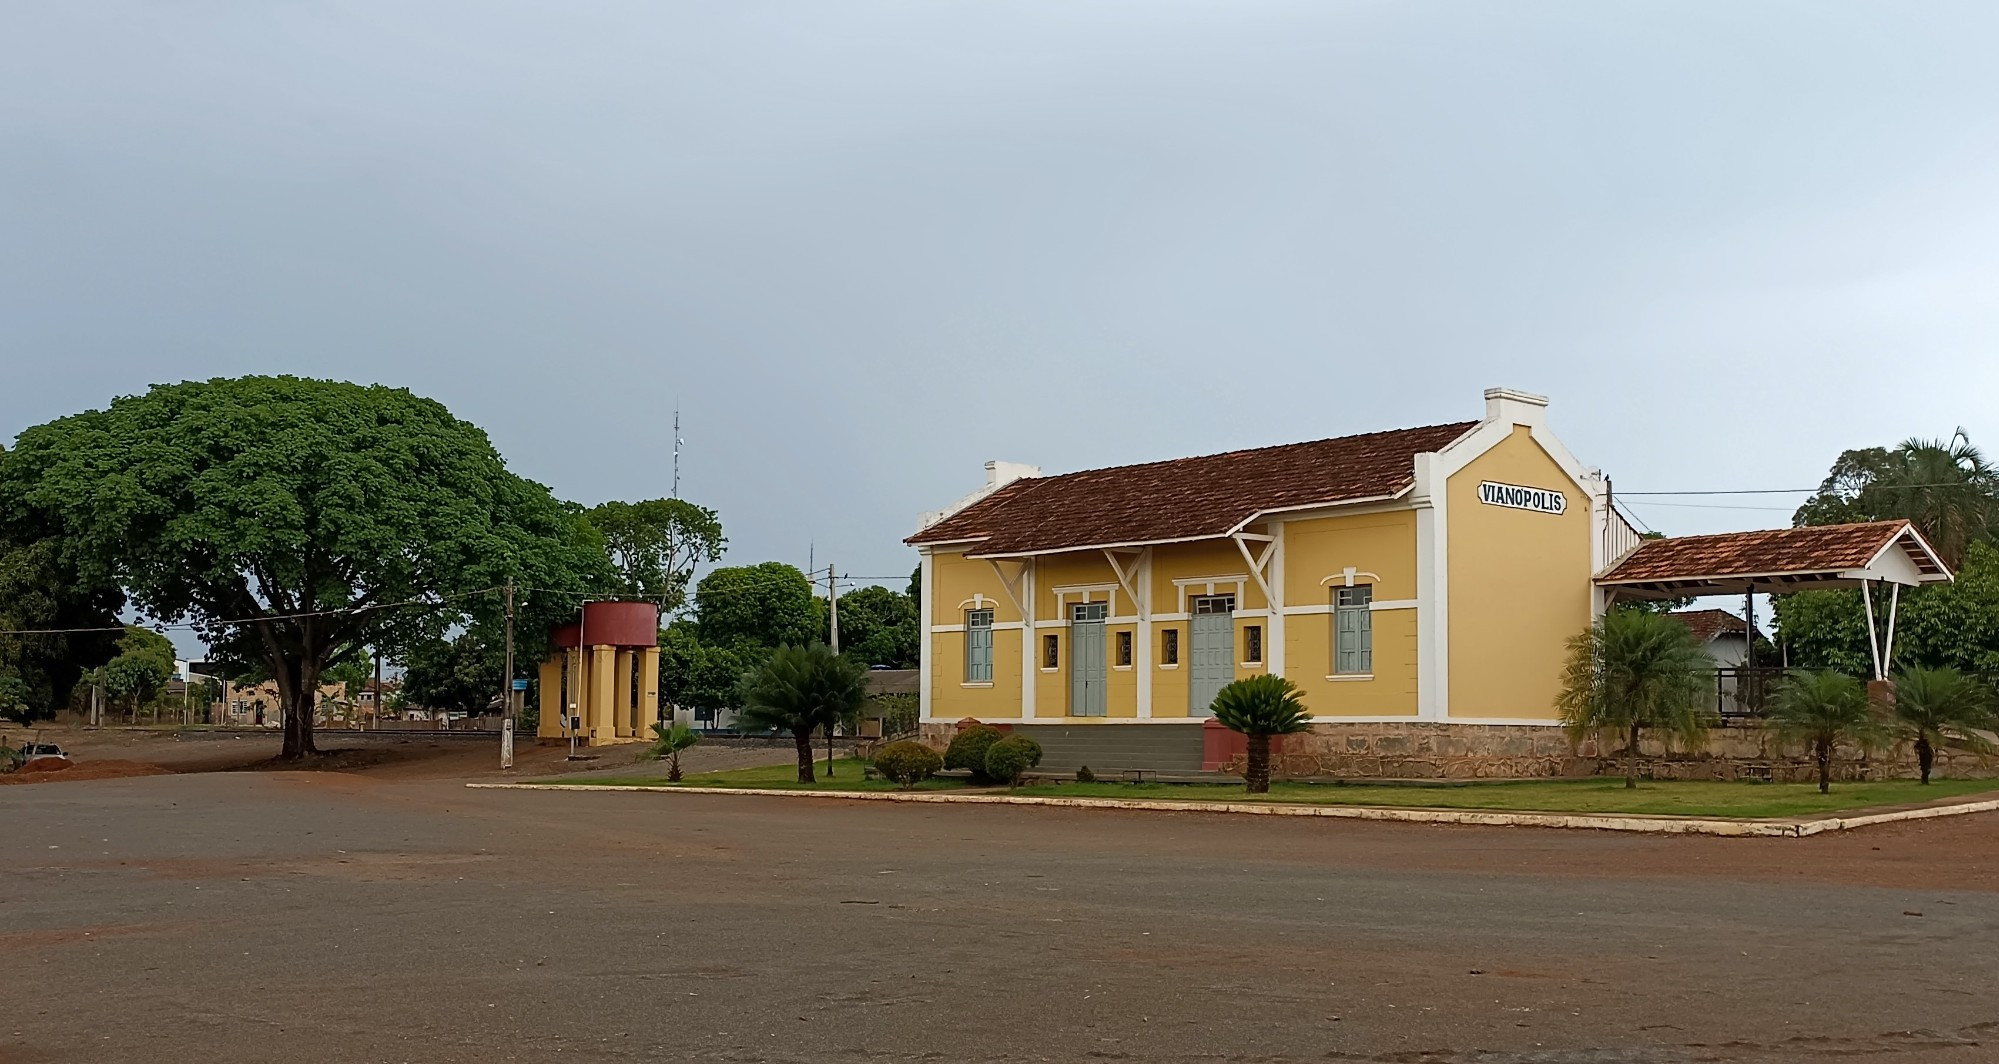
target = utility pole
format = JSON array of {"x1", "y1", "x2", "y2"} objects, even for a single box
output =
[
  {"x1": 672, "y1": 408, "x2": 682, "y2": 500},
  {"x1": 826, "y1": 563, "x2": 839, "y2": 776},
  {"x1": 372, "y1": 646, "x2": 383, "y2": 729},
  {"x1": 501, "y1": 578, "x2": 516, "y2": 770}
]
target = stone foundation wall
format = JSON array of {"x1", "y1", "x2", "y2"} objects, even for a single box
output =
[
  {"x1": 917, "y1": 720, "x2": 1997, "y2": 783},
  {"x1": 1231, "y1": 722, "x2": 1997, "y2": 783}
]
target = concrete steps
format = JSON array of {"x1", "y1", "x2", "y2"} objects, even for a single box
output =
[{"x1": 1012, "y1": 723, "x2": 1206, "y2": 774}]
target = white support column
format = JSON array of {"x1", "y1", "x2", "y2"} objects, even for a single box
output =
[
  {"x1": 1021, "y1": 558, "x2": 1038, "y2": 719},
  {"x1": 1267, "y1": 523, "x2": 1286, "y2": 678},
  {"x1": 1414, "y1": 453, "x2": 1449, "y2": 721},
  {"x1": 1862, "y1": 580, "x2": 1882, "y2": 681},
  {"x1": 918, "y1": 550, "x2": 935, "y2": 721},
  {"x1": 1136, "y1": 548, "x2": 1153, "y2": 718},
  {"x1": 1883, "y1": 582, "x2": 1901, "y2": 676}
]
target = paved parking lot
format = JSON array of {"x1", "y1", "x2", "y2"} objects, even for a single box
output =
[{"x1": 5, "y1": 769, "x2": 1997, "y2": 1063}]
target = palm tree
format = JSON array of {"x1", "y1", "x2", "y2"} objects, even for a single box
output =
[
  {"x1": 736, "y1": 644, "x2": 867, "y2": 783},
  {"x1": 1871, "y1": 431, "x2": 1998, "y2": 568},
  {"x1": 1766, "y1": 670, "x2": 1887, "y2": 794},
  {"x1": 1556, "y1": 609, "x2": 1713, "y2": 788},
  {"x1": 1890, "y1": 666, "x2": 1997, "y2": 784},
  {"x1": 1210, "y1": 674, "x2": 1311, "y2": 794},
  {"x1": 648, "y1": 721, "x2": 701, "y2": 782}
]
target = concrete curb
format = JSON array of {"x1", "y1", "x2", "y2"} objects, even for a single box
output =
[{"x1": 462, "y1": 782, "x2": 1999, "y2": 837}]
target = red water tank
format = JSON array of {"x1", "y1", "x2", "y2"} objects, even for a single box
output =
[{"x1": 550, "y1": 601, "x2": 659, "y2": 649}]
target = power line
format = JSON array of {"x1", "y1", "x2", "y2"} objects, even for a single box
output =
[
  {"x1": 1620, "y1": 482, "x2": 1987, "y2": 496},
  {"x1": 0, "y1": 588, "x2": 503, "y2": 636}
]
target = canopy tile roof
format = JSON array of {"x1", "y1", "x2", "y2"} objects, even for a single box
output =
[
  {"x1": 1598, "y1": 520, "x2": 1949, "y2": 590},
  {"x1": 907, "y1": 422, "x2": 1477, "y2": 556}
]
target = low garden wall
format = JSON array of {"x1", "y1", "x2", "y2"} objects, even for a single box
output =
[{"x1": 917, "y1": 720, "x2": 1997, "y2": 783}]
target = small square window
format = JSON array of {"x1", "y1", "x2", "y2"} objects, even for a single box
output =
[
  {"x1": 1244, "y1": 624, "x2": 1263, "y2": 663},
  {"x1": 1043, "y1": 633, "x2": 1060, "y2": 669},
  {"x1": 1161, "y1": 628, "x2": 1179, "y2": 666},
  {"x1": 1116, "y1": 630, "x2": 1133, "y2": 667}
]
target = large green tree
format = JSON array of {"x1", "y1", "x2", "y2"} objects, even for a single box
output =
[
  {"x1": 0, "y1": 443, "x2": 125, "y2": 723},
  {"x1": 0, "y1": 377, "x2": 612, "y2": 758},
  {"x1": 101, "y1": 626, "x2": 178, "y2": 719},
  {"x1": 585, "y1": 498, "x2": 725, "y2": 613},
  {"x1": 1792, "y1": 432, "x2": 1997, "y2": 568},
  {"x1": 693, "y1": 562, "x2": 822, "y2": 648},
  {"x1": 401, "y1": 627, "x2": 507, "y2": 715},
  {"x1": 830, "y1": 584, "x2": 918, "y2": 668}
]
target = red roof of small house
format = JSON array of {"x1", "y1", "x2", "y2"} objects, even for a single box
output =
[
  {"x1": 1597, "y1": 520, "x2": 1949, "y2": 588},
  {"x1": 906, "y1": 421, "x2": 1477, "y2": 556},
  {"x1": 1668, "y1": 608, "x2": 1749, "y2": 643}
]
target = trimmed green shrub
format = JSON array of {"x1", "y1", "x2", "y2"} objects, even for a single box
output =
[
  {"x1": 984, "y1": 734, "x2": 1044, "y2": 787},
  {"x1": 944, "y1": 725, "x2": 1004, "y2": 779},
  {"x1": 874, "y1": 740, "x2": 943, "y2": 789},
  {"x1": 1075, "y1": 765, "x2": 1095, "y2": 783}
]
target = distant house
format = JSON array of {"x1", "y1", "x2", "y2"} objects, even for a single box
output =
[{"x1": 1669, "y1": 608, "x2": 1752, "y2": 668}]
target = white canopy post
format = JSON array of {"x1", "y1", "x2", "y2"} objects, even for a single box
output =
[
  {"x1": 1861, "y1": 580, "x2": 1883, "y2": 681},
  {"x1": 1882, "y1": 582, "x2": 1901, "y2": 676}
]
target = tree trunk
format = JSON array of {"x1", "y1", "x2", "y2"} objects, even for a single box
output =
[
  {"x1": 1816, "y1": 737, "x2": 1831, "y2": 794},
  {"x1": 276, "y1": 657, "x2": 321, "y2": 760},
  {"x1": 1245, "y1": 733, "x2": 1271, "y2": 794},
  {"x1": 1916, "y1": 735, "x2": 1934, "y2": 784},
  {"x1": 1625, "y1": 723, "x2": 1641, "y2": 789},
  {"x1": 793, "y1": 729, "x2": 816, "y2": 783},
  {"x1": 826, "y1": 723, "x2": 835, "y2": 777}
]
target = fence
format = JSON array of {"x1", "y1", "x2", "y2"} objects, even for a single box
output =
[{"x1": 1713, "y1": 667, "x2": 1789, "y2": 722}]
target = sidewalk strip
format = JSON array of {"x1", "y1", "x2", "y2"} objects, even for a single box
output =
[{"x1": 464, "y1": 782, "x2": 1999, "y2": 836}]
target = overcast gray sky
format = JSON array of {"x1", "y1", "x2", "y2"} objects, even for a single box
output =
[{"x1": 6, "y1": 2, "x2": 1998, "y2": 619}]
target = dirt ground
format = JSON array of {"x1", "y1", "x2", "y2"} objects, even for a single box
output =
[
  {"x1": 4, "y1": 759, "x2": 1999, "y2": 1064},
  {"x1": 0, "y1": 724, "x2": 801, "y2": 785}
]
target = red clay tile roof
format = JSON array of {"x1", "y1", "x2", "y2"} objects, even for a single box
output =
[
  {"x1": 1598, "y1": 521, "x2": 1937, "y2": 584},
  {"x1": 907, "y1": 421, "x2": 1477, "y2": 555},
  {"x1": 1668, "y1": 608, "x2": 1749, "y2": 643}
]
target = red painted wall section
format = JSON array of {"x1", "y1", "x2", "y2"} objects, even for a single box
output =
[
  {"x1": 1202, "y1": 718, "x2": 1288, "y2": 772},
  {"x1": 550, "y1": 602, "x2": 660, "y2": 649}
]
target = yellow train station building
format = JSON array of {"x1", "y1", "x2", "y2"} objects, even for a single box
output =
[
  {"x1": 907, "y1": 387, "x2": 1952, "y2": 778},
  {"x1": 907, "y1": 389, "x2": 1633, "y2": 774}
]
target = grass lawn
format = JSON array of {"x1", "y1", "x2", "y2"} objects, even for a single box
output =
[
  {"x1": 559, "y1": 757, "x2": 971, "y2": 793},
  {"x1": 550, "y1": 761, "x2": 1999, "y2": 818},
  {"x1": 1011, "y1": 777, "x2": 1999, "y2": 819}
]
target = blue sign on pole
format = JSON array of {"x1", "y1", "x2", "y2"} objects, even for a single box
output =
[{"x1": 512, "y1": 679, "x2": 529, "y2": 691}]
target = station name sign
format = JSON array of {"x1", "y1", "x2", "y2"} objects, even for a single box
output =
[{"x1": 1477, "y1": 480, "x2": 1567, "y2": 515}]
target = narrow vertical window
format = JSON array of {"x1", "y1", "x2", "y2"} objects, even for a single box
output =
[
  {"x1": 1161, "y1": 628, "x2": 1179, "y2": 666},
  {"x1": 1334, "y1": 586, "x2": 1373, "y2": 674},
  {"x1": 1116, "y1": 630, "x2": 1133, "y2": 667},
  {"x1": 965, "y1": 608, "x2": 994, "y2": 683},
  {"x1": 1244, "y1": 624, "x2": 1263, "y2": 664},
  {"x1": 1043, "y1": 633, "x2": 1060, "y2": 669}
]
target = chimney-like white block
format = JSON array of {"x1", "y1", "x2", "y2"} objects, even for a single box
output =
[{"x1": 1483, "y1": 387, "x2": 1549, "y2": 427}]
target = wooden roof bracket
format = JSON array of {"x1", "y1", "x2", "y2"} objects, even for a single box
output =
[
  {"x1": 984, "y1": 558, "x2": 1031, "y2": 619},
  {"x1": 1232, "y1": 532, "x2": 1278, "y2": 609},
  {"x1": 1102, "y1": 547, "x2": 1150, "y2": 620}
]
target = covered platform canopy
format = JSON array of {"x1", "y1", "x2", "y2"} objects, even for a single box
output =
[{"x1": 1595, "y1": 519, "x2": 1953, "y2": 679}]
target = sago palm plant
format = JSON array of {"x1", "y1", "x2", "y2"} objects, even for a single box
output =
[
  {"x1": 1210, "y1": 674, "x2": 1311, "y2": 794},
  {"x1": 736, "y1": 644, "x2": 868, "y2": 783},
  {"x1": 1890, "y1": 666, "x2": 1997, "y2": 784},
  {"x1": 1555, "y1": 609, "x2": 1714, "y2": 788},
  {"x1": 1765, "y1": 670, "x2": 1887, "y2": 794}
]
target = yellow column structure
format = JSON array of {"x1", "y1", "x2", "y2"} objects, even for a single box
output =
[
  {"x1": 613, "y1": 648, "x2": 635, "y2": 739},
  {"x1": 537, "y1": 656, "x2": 565, "y2": 740},
  {"x1": 638, "y1": 646, "x2": 661, "y2": 735},
  {"x1": 589, "y1": 644, "x2": 616, "y2": 743}
]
